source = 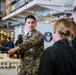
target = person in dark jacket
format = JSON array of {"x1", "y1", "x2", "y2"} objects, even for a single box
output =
[
  {"x1": 5, "y1": 37, "x2": 14, "y2": 48},
  {"x1": 68, "y1": 21, "x2": 76, "y2": 46},
  {"x1": 15, "y1": 34, "x2": 23, "y2": 59},
  {"x1": 38, "y1": 18, "x2": 76, "y2": 75},
  {"x1": 72, "y1": 6, "x2": 76, "y2": 50},
  {"x1": 0, "y1": 37, "x2": 7, "y2": 47},
  {"x1": 15, "y1": 34, "x2": 23, "y2": 46}
]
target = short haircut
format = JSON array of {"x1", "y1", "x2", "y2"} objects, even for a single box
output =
[
  {"x1": 7, "y1": 37, "x2": 11, "y2": 40},
  {"x1": 25, "y1": 15, "x2": 36, "y2": 23},
  {"x1": 73, "y1": 6, "x2": 76, "y2": 14},
  {"x1": 18, "y1": 34, "x2": 23, "y2": 40}
]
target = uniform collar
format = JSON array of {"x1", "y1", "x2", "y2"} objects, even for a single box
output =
[
  {"x1": 54, "y1": 39, "x2": 69, "y2": 46},
  {"x1": 26, "y1": 29, "x2": 37, "y2": 37}
]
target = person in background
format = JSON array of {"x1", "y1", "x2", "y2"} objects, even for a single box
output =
[
  {"x1": 68, "y1": 21, "x2": 76, "y2": 46},
  {"x1": 0, "y1": 37, "x2": 7, "y2": 47},
  {"x1": 72, "y1": 6, "x2": 76, "y2": 23},
  {"x1": 0, "y1": 37, "x2": 7, "y2": 52},
  {"x1": 8, "y1": 15, "x2": 44, "y2": 75},
  {"x1": 15, "y1": 34, "x2": 23, "y2": 46},
  {"x1": 5, "y1": 37, "x2": 14, "y2": 49},
  {"x1": 38, "y1": 18, "x2": 76, "y2": 75},
  {"x1": 72, "y1": 6, "x2": 76, "y2": 50},
  {"x1": 15, "y1": 34, "x2": 23, "y2": 59}
]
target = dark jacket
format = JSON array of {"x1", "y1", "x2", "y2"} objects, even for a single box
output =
[
  {"x1": 5, "y1": 41, "x2": 14, "y2": 48},
  {"x1": 38, "y1": 40, "x2": 76, "y2": 75},
  {"x1": 15, "y1": 39, "x2": 23, "y2": 46},
  {"x1": 72, "y1": 36, "x2": 76, "y2": 50},
  {"x1": 15, "y1": 39, "x2": 23, "y2": 59}
]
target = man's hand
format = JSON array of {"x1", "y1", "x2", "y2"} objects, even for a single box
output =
[
  {"x1": 8, "y1": 48, "x2": 15, "y2": 55},
  {"x1": 8, "y1": 46, "x2": 20, "y2": 55}
]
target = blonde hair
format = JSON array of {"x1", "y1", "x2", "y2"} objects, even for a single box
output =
[
  {"x1": 71, "y1": 21, "x2": 76, "y2": 39},
  {"x1": 54, "y1": 18, "x2": 72, "y2": 39}
]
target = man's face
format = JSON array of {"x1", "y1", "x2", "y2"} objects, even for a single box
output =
[
  {"x1": 72, "y1": 13, "x2": 76, "y2": 24},
  {"x1": 25, "y1": 18, "x2": 36, "y2": 32}
]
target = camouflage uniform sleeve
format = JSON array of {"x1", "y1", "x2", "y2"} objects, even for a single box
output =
[{"x1": 19, "y1": 32, "x2": 43, "y2": 51}]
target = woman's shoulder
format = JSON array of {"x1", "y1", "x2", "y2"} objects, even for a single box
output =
[
  {"x1": 43, "y1": 46, "x2": 57, "y2": 60},
  {"x1": 44, "y1": 46, "x2": 55, "y2": 54}
]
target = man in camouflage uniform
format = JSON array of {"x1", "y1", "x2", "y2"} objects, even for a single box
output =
[{"x1": 8, "y1": 15, "x2": 44, "y2": 75}]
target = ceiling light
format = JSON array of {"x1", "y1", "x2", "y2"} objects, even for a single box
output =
[{"x1": 45, "y1": 21, "x2": 50, "y2": 24}]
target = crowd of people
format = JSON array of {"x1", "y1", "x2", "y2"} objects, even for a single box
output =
[
  {"x1": 0, "y1": 34, "x2": 23, "y2": 58},
  {"x1": 0, "y1": 6, "x2": 76, "y2": 75}
]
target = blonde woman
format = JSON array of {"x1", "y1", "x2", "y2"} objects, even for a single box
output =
[{"x1": 38, "y1": 18, "x2": 76, "y2": 75}]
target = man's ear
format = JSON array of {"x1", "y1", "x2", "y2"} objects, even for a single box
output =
[
  {"x1": 35, "y1": 22, "x2": 37, "y2": 27},
  {"x1": 35, "y1": 22, "x2": 37, "y2": 25}
]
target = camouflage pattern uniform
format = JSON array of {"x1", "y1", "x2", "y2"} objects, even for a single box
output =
[{"x1": 17, "y1": 29, "x2": 44, "y2": 75}]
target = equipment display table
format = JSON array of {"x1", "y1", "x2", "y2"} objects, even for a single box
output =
[{"x1": 0, "y1": 53, "x2": 21, "y2": 75}]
